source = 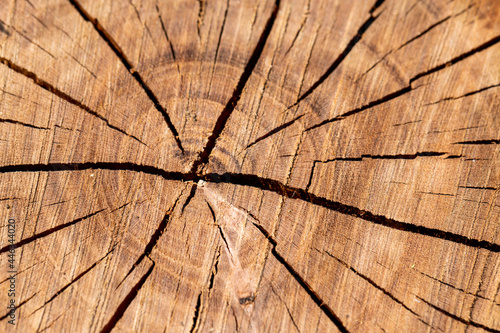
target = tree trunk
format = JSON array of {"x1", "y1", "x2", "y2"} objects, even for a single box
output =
[{"x1": 1, "y1": 0, "x2": 499, "y2": 331}]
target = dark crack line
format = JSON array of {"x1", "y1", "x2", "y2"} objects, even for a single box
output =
[
  {"x1": 181, "y1": 184, "x2": 198, "y2": 215},
  {"x1": 305, "y1": 86, "x2": 412, "y2": 132},
  {"x1": 190, "y1": 0, "x2": 281, "y2": 174},
  {"x1": 116, "y1": 191, "x2": 184, "y2": 289},
  {"x1": 323, "y1": 251, "x2": 422, "y2": 319},
  {"x1": 454, "y1": 139, "x2": 500, "y2": 145},
  {"x1": 10, "y1": 26, "x2": 56, "y2": 59},
  {"x1": 189, "y1": 291, "x2": 203, "y2": 333},
  {"x1": 68, "y1": 0, "x2": 183, "y2": 152},
  {"x1": 246, "y1": 114, "x2": 304, "y2": 149},
  {"x1": 417, "y1": 270, "x2": 493, "y2": 302},
  {"x1": 101, "y1": 259, "x2": 155, "y2": 333},
  {"x1": 0, "y1": 56, "x2": 146, "y2": 145},
  {"x1": 410, "y1": 34, "x2": 500, "y2": 83},
  {"x1": 0, "y1": 293, "x2": 37, "y2": 321},
  {"x1": 251, "y1": 222, "x2": 348, "y2": 332},
  {"x1": 417, "y1": 297, "x2": 500, "y2": 333},
  {"x1": 201, "y1": 173, "x2": 500, "y2": 253},
  {"x1": 459, "y1": 186, "x2": 497, "y2": 191},
  {"x1": 0, "y1": 162, "x2": 188, "y2": 180},
  {"x1": 270, "y1": 285, "x2": 301, "y2": 332},
  {"x1": 197, "y1": 0, "x2": 205, "y2": 39},
  {"x1": 305, "y1": 33, "x2": 500, "y2": 132},
  {"x1": 283, "y1": 0, "x2": 310, "y2": 57},
  {"x1": 31, "y1": 248, "x2": 114, "y2": 315},
  {"x1": 315, "y1": 151, "x2": 447, "y2": 163},
  {"x1": 0, "y1": 118, "x2": 49, "y2": 130},
  {"x1": 0, "y1": 209, "x2": 106, "y2": 254},
  {"x1": 3, "y1": 163, "x2": 499, "y2": 253},
  {"x1": 156, "y1": 5, "x2": 182, "y2": 76},
  {"x1": 425, "y1": 83, "x2": 500, "y2": 106},
  {"x1": 286, "y1": 2, "x2": 385, "y2": 111},
  {"x1": 362, "y1": 5, "x2": 472, "y2": 78}
]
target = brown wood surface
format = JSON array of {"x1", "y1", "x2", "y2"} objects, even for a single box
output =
[{"x1": 0, "y1": 0, "x2": 499, "y2": 331}]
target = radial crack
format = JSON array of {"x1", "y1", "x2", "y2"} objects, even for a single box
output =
[
  {"x1": 315, "y1": 151, "x2": 447, "y2": 163},
  {"x1": 68, "y1": 0, "x2": 184, "y2": 152},
  {"x1": 417, "y1": 297, "x2": 500, "y2": 333},
  {"x1": 0, "y1": 162, "x2": 188, "y2": 181},
  {"x1": 305, "y1": 33, "x2": 500, "y2": 132},
  {"x1": 190, "y1": 0, "x2": 281, "y2": 174},
  {"x1": 425, "y1": 83, "x2": 500, "y2": 106},
  {"x1": 156, "y1": 5, "x2": 182, "y2": 76},
  {"x1": 286, "y1": 3, "x2": 385, "y2": 111},
  {"x1": 0, "y1": 209, "x2": 106, "y2": 254},
  {"x1": 189, "y1": 291, "x2": 203, "y2": 333},
  {"x1": 101, "y1": 259, "x2": 155, "y2": 333},
  {"x1": 117, "y1": 191, "x2": 184, "y2": 288},
  {"x1": 305, "y1": 86, "x2": 412, "y2": 132},
  {"x1": 31, "y1": 248, "x2": 114, "y2": 315},
  {"x1": 363, "y1": 5, "x2": 472, "y2": 77},
  {"x1": 0, "y1": 56, "x2": 146, "y2": 145},
  {"x1": 202, "y1": 172, "x2": 500, "y2": 253},
  {"x1": 0, "y1": 118, "x2": 48, "y2": 131},
  {"x1": 0, "y1": 293, "x2": 37, "y2": 321},
  {"x1": 5, "y1": 162, "x2": 500, "y2": 253},
  {"x1": 251, "y1": 221, "x2": 348, "y2": 332},
  {"x1": 246, "y1": 114, "x2": 304, "y2": 149},
  {"x1": 454, "y1": 139, "x2": 500, "y2": 145},
  {"x1": 324, "y1": 251, "x2": 421, "y2": 318},
  {"x1": 270, "y1": 285, "x2": 301, "y2": 332}
]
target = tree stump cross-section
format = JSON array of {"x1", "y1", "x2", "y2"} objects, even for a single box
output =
[{"x1": 0, "y1": 0, "x2": 499, "y2": 332}]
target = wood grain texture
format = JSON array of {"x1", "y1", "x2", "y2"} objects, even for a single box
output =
[{"x1": 0, "y1": 0, "x2": 499, "y2": 331}]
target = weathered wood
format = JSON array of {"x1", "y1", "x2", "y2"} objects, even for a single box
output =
[{"x1": 0, "y1": 0, "x2": 499, "y2": 331}]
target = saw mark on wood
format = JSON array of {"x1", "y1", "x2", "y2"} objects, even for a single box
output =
[
  {"x1": 68, "y1": 0, "x2": 184, "y2": 152},
  {"x1": 0, "y1": 209, "x2": 106, "y2": 254},
  {"x1": 190, "y1": 0, "x2": 281, "y2": 174},
  {"x1": 101, "y1": 259, "x2": 155, "y2": 333},
  {"x1": 0, "y1": 57, "x2": 146, "y2": 145}
]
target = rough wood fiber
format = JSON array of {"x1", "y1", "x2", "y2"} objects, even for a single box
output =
[{"x1": 0, "y1": 0, "x2": 499, "y2": 332}]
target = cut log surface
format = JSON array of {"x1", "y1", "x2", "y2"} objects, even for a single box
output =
[{"x1": 0, "y1": 0, "x2": 499, "y2": 331}]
